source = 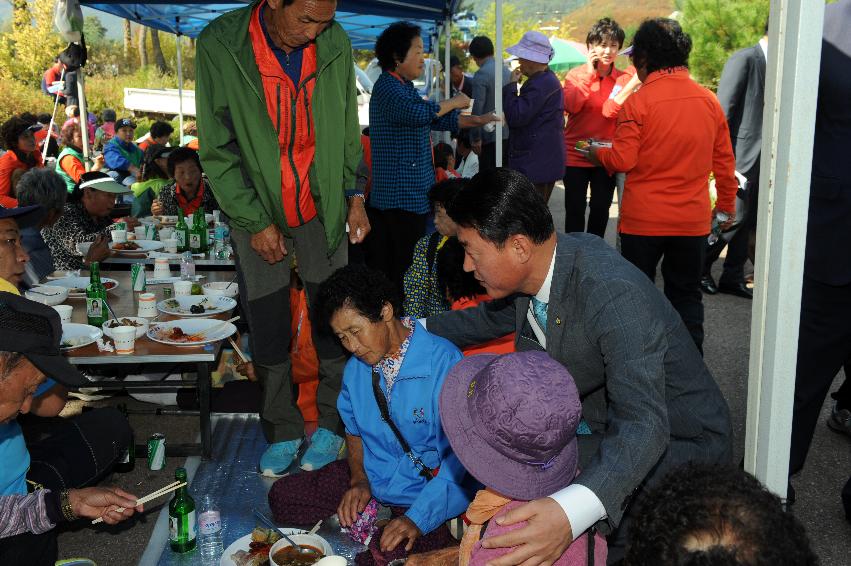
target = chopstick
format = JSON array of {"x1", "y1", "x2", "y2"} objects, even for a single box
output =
[
  {"x1": 228, "y1": 336, "x2": 249, "y2": 363},
  {"x1": 308, "y1": 519, "x2": 322, "y2": 535},
  {"x1": 91, "y1": 481, "x2": 186, "y2": 524},
  {"x1": 189, "y1": 316, "x2": 240, "y2": 340}
]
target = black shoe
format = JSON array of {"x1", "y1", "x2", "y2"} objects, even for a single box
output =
[
  {"x1": 718, "y1": 281, "x2": 753, "y2": 299},
  {"x1": 700, "y1": 275, "x2": 718, "y2": 295},
  {"x1": 827, "y1": 402, "x2": 851, "y2": 438}
]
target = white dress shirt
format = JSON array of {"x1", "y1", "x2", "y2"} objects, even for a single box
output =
[
  {"x1": 532, "y1": 246, "x2": 608, "y2": 539},
  {"x1": 457, "y1": 151, "x2": 479, "y2": 178}
]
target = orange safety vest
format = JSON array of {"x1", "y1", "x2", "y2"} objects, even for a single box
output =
[{"x1": 249, "y1": 2, "x2": 318, "y2": 227}]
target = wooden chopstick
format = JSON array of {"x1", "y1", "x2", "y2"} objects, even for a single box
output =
[
  {"x1": 91, "y1": 481, "x2": 186, "y2": 524},
  {"x1": 189, "y1": 316, "x2": 240, "y2": 340},
  {"x1": 228, "y1": 336, "x2": 249, "y2": 363}
]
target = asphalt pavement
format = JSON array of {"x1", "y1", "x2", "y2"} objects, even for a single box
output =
[{"x1": 54, "y1": 184, "x2": 850, "y2": 564}]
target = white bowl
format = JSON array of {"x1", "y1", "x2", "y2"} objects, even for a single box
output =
[
  {"x1": 102, "y1": 317, "x2": 149, "y2": 340},
  {"x1": 202, "y1": 281, "x2": 239, "y2": 298},
  {"x1": 25, "y1": 285, "x2": 69, "y2": 306},
  {"x1": 269, "y1": 534, "x2": 334, "y2": 566}
]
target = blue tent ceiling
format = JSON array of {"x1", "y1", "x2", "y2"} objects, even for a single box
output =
[{"x1": 81, "y1": 0, "x2": 460, "y2": 48}]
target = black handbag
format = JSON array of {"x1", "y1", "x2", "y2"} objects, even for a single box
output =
[{"x1": 371, "y1": 368, "x2": 435, "y2": 481}]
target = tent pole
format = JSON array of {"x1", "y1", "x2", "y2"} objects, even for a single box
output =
[
  {"x1": 494, "y1": 0, "x2": 503, "y2": 167},
  {"x1": 176, "y1": 32, "x2": 185, "y2": 145},
  {"x1": 444, "y1": 15, "x2": 451, "y2": 101},
  {"x1": 77, "y1": 69, "x2": 91, "y2": 171},
  {"x1": 744, "y1": 0, "x2": 824, "y2": 499},
  {"x1": 43, "y1": 67, "x2": 65, "y2": 163}
]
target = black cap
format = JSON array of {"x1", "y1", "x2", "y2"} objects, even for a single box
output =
[
  {"x1": 117, "y1": 117, "x2": 137, "y2": 129},
  {"x1": 0, "y1": 204, "x2": 45, "y2": 229},
  {"x1": 450, "y1": 55, "x2": 462, "y2": 68},
  {"x1": 0, "y1": 292, "x2": 87, "y2": 387}
]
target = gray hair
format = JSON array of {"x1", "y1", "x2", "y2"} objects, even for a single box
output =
[
  {"x1": 16, "y1": 169, "x2": 68, "y2": 213},
  {"x1": 0, "y1": 352, "x2": 25, "y2": 380}
]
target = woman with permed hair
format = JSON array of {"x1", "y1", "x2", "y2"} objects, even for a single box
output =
[
  {"x1": 55, "y1": 122, "x2": 105, "y2": 192},
  {"x1": 0, "y1": 115, "x2": 45, "y2": 208},
  {"x1": 586, "y1": 18, "x2": 738, "y2": 354},
  {"x1": 266, "y1": 264, "x2": 474, "y2": 565},
  {"x1": 368, "y1": 21, "x2": 498, "y2": 290}
]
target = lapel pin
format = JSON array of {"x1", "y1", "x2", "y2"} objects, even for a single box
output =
[{"x1": 555, "y1": 317, "x2": 562, "y2": 326}]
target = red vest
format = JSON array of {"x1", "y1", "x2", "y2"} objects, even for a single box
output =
[{"x1": 249, "y1": 2, "x2": 318, "y2": 227}]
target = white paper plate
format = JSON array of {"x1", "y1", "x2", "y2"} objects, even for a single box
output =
[
  {"x1": 110, "y1": 240, "x2": 163, "y2": 254},
  {"x1": 220, "y1": 530, "x2": 305, "y2": 566},
  {"x1": 147, "y1": 318, "x2": 237, "y2": 347},
  {"x1": 157, "y1": 295, "x2": 236, "y2": 317},
  {"x1": 60, "y1": 323, "x2": 103, "y2": 350},
  {"x1": 50, "y1": 276, "x2": 119, "y2": 298}
]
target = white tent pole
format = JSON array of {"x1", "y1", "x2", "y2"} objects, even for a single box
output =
[
  {"x1": 744, "y1": 0, "x2": 825, "y2": 498},
  {"x1": 494, "y1": 0, "x2": 503, "y2": 167},
  {"x1": 176, "y1": 32, "x2": 185, "y2": 145},
  {"x1": 444, "y1": 15, "x2": 451, "y2": 101},
  {"x1": 43, "y1": 67, "x2": 65, "y2": 163},
  {"x1": 76, "y1": 69, "x2": 91, "y2": 171}
]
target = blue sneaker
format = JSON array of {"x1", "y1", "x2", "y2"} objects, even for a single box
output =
[
  {"x1": 300, "y1": 428, "x2": 344, "y2": 471},
  {"x1": 260, "y1": 438, "x2": 303, "y2": 477}
]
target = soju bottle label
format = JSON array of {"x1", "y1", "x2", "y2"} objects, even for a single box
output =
[
  {"x1": 176, "y1": 231, "x2": 186, "y2": 247},
  {"x1": 189, "y1": 233, "x2": 201, "y2": 250},
  {"x1": 86, "y1": 298, "x2": 104, "y2": 320},
  {"x1": 169, "y1": 510, "x2": 196, "y2": 542}
]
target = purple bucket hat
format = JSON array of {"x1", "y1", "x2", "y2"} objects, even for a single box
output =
[
  {"x1": 439, "y1": 351, "x2": 582, "y2": 501},
  {"x1": 506, "y1": 31, "x2": 555, "y2": 65}
]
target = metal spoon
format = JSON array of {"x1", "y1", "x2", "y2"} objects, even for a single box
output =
[
  {"x1": 252, "y1": 509, "x2": 315, "y2": 556},
  {"x1": 225, "y1": 274, "x2": 238, "y2": 289}
]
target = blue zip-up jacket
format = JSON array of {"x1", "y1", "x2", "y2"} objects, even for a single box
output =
[
  {"x1": 337, "y1": 321, "x2": 473, "y2": 535},
  {"x1": 369, "y1": 72, "x2": 460, "y2": 214},
  {"x1": 103, "y1": 137, "x2": 143, "y2": 173}
]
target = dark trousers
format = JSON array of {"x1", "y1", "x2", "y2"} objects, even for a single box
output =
[
  {"x1": 0, "y1": 530, "x2": 57, "y2": 566},
  {"x1": 231, "y1": 218, "x2": 348, "y2": 443},
  {"x1": 22, "y1": 407, "x2": 131, "y2": 492},
  {"x1": 789, "y1": 276, "x2": 851, "y2": 475},
  {"x1": 478, "y1": 141, "x2": 509, "y2": 172},
  {"x1": 620, "y1": 234, "x2": 707, "y2": 353},
  {"x1": 268, "y1": 460, "x2": 457, "y2": 565},
  {"x1": 563, "y1": 166, "x2": 616, "y2": 237},
  {"x1": 534, "y1": 182, "x2": 556, "y2": 205},
  {"x1": 363, "y1": 208, "x2": 427, "y2": 291}
]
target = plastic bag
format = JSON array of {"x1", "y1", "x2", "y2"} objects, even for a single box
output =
[
  {"x1": 290, "y1": 287, "x2": 319, "y2": 422},
  {"x1": 54, "y1": 0, "x2": 84, "y2": 43}
]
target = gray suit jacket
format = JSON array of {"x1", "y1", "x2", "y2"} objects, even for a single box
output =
[
  {"x1": 428, "y1": 233, "x2": 732, "y2": 529},
  {"x1": 716, "y1": 44, "x2": 766, "y2": 178},
  {"x1": 470, "y1": 57, "x2": 511, "y2": 145}
]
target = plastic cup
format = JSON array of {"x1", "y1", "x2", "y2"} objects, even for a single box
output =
[
  {"x1": 137, "y1": 292, "x2": 157, "y2": 317},
  {"x1": 159, "y1": 227, "x2": 174, "y2": 241},
  {"x1": 52, "y1": 304, "x2": 73, "y2": 322},
  {"x1": 153, "y1": 258, "x2": 171, "y2": 279},
  {"x1": 134, "y1": 226, "x2": 147, "y2": 240},
  {"x1": 111, "y1": 229, "x2": 127, "y2": 243},
  {"x1": 164, "y1": 239, "x2": 178, "y2": 254},
  {"x1": 173, "y1": 280, "x2": 193, "y2": 296},
  {"x1": 112, "y1": 326, "x2": 136, "y2": 354},
  {"x1": 462, "y1": 97, "x2": 474, "y2": 115}
]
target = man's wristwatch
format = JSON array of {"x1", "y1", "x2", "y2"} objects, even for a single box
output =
[
  {"x1": 60, "y1": 490, "x2": 78, "y2": 521},
  {"x1": 347, "y1": 193, "x2": 365, "y2": 204}
]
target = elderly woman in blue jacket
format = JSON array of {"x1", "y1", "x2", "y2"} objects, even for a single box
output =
[
  {"x1": 268, "y1": 264, "x2": 473, "y2": 563},
  {"x1": 368, "y1": 22, "x2": 497, "y2": 288}
]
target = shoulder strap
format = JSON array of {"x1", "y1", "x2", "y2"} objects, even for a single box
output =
[
  {"x1": 425, "y1": 231, "x2": 441, "y2": 270},
  {"x1": 371, "y1": 368, "x2": 434, "y2": 481}
]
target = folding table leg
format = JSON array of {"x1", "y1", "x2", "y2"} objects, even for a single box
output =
[{"x1": 197, "y1": 361, "x2": 212, "y2": 459}]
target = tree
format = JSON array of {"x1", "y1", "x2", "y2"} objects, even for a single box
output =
[
  {"x1": 123, "y1": 19, "x2": 132, "y2": 59},
  {"x1": 150, "y1": 28, "x2": 169, "y2": 74},
  {"x1": 475, "y1": 2, "x2": 536, "y2": 60},
  {"x1": 0, "y1": 0, "x2": 66, "y2": 86},
  {"x1": 138, "y1": 25, "x2": 148, "y2": 67},
  {"x1": 680, "y1": 0, "x2": 769, "y2": 89},
  {"x1": 84, "y1": 15, "x2": 107, "y2": 45}
]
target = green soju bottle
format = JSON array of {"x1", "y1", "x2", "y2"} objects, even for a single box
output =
[
  {"x1": 189, "y1": 210, "x2": 207, "y2": 254},
  {"x1": 169, "y1": 467, "x2": 196, "y2": 553},
  {"x1": 86, "y1": 261, "x2": 108, "y2": 326},
  {"x1": 175, "y1": 208, "x2": 190, "y2": 253}
]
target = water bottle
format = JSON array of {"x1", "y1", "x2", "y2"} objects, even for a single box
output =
[
  {"x1": 197, "y1": 494, "x2": 224, "y2": 563},
  {"x1": 213, "y1": 222, "x2": 231, "y2": 260},
  {"x1": 180, "y1": 251, "x2": 196, "y2": 281},
  {"x1": 707, "y1": 211, "x2": 731, "y2": 245}
]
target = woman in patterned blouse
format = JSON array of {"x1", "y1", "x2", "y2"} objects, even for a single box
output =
[
  {"x1": 150, "y1": 147, "x2": 219, "y2": 217},
  {"x1": 42, "y1": 172, "x2": 138, "y2": 270}
]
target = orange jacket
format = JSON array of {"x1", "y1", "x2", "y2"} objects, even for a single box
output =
[
  {"x1": 249, "y1": 3, "x2": 318, "y2": 227},
  {"x1": 602, "y1": 65, "x2": 637, "y2": 119},
  {"x1": 59, "y1": 154, "x2": 86, "y2": 184},
  {"x1": 452, "y1": 295, "x2": 515, "y2": 356},
  {"x1": 563, "y1": 65, "x2": 623, "y2": 167},
  {"x1": 0, "y1": 151, "x2": 43, "y2": 208},
  {"x1": 596, "y1": 68, "x2": 737, "y2": 237}
]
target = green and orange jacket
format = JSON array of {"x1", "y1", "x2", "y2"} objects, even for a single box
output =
[{"x1": 195, "y1": 0, "x2": 361, "y2": 256}]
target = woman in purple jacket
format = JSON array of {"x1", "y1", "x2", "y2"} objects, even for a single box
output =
[{"x1": 503, "y1": 31, "x2": 566, "y2": 204}]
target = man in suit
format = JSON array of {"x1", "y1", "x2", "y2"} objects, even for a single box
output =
[
  {"x1": 426, "y1": 168, "x2": 733, "y2": 564},
  {"x1": 789, "y1": 0, "x2": 851, "y2": 498},
  {"x1": 468, "y1": 36, "x2": 511, "y2": 171},
  {"x1": 701, "y1": 22, "x2": 768, "y2": 300}
]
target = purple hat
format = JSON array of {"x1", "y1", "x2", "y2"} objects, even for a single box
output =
[
  {"x1": 506, "y1": 31, "x2": 555, "y2": 65},
  {"x1": 440, "y1": 351, "x2": 582, "y2": 501}
]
